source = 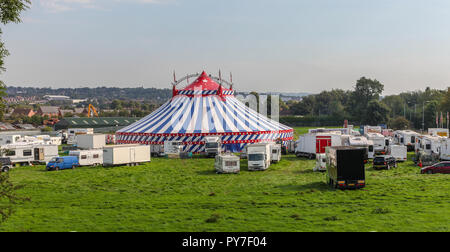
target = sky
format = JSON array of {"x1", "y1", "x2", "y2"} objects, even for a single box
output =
[{"x1": 3, "y1": 0, "x2": 450, "y2": 95}]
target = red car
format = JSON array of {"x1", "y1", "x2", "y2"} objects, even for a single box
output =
[{"x1": 421, "y1": 162, "x2": 450, "y2": 174}]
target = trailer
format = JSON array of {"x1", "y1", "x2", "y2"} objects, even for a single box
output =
[
  {"x1": 150, "y1": 144, "x2": 165, "y2": 157},
  {"x1": 215, "y1": 153, "x2": 240, "y2": 174},
  {"x1": 326, "y1": 146, "x2": 366, "y2": 190},
  {"x1": 387, "y1": 145, "x2": 407, "y2": 162},
  {"x1": 0, "y1": 135, "x2": 21, "y2": 145},
  {"x1": 428, "y1": 128, "x2": 449, "y2": 137},
  {"x1": 295, "y1": 133, "x2": 342, "y2": 159},
  {"x1": 0, "y1": 144, "x2": 58, "y2": 165},
  {"x1": 247, "y1": 143, "x2": 271, "y2": 171},
  {"x1": 394, "y1": 130, "x2": 420, "y2": 151},
  {"x1": 270, "y1": 144, "x2": 282, "y2": 163},
  {"x1": 417, "y1": 135, "x2": 443, "y2": 155},
  {"x1": 76, "y1": 134, "x2": 106, "y2": 150},
  {"x1": 69, "y1": 149, "x2": 103, "y2": 166},
  {"x1": 67, "y1": 128, "x2": 94, "y2": 145},
  {"x1": 314, "y1": 153, "x2": 327, "y2": 172},
  {"x1": 103, "y1": 144, "x2": 151, "y2": 167}
]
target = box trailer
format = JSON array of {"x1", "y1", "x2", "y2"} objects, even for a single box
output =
[
  {"x1": 0, "y1": 144, "x2": 58, "y2": 165},
  {"x1": 69, "y1": 149, "x2": 103, "y2": 166},
  {"x1": 247, "y1": 143, "x2": 271, "y2": 171},
  {"x1": 388, "y1": 145, "x2": 407, "y2": 162},
  {"x1": 215, "y1": 153, "x2": 240, "y2": 174},
  {"x1": 270, "y1": 144, "x2": 282, "y2": 163},
  {"x1": 67, "y1": 128, "x2": 94, "y2": 145},
  {"x1": 428, "y1": 128, "x2": 449, "y2": 137},
  {"x1": 295, "y1": 133, "x2": 342, "y2": 159},
  {"x1": 326, "y1": 146, "x2": 366, "y2": 190},
  {"x1": 76, "y1": 134, "x2": 106, "y2": 150},
  {"x1": 103, "y1": 144, "x2": 150, "y2": 166}
]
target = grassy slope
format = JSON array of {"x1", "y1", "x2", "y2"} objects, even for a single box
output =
[{"x1": 0, "y1": 153, "x2": 448, "y2": 232}]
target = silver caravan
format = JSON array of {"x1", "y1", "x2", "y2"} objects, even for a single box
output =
[
  {"x1": 69, "y1": 149, "x2": 103, "y2": 166},
  {"x1": 270, "y1": 144, "x2": 282, "y2": 163},
  {"x1": 215, "y1": 153, "x2": 240, "y2": 174},
  {"x1": 0, "y1": 144, "x2": 58, "y2": 165}
]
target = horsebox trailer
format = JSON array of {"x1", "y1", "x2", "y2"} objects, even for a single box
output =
[{"x1": 103, "y1": 144, "x2": 150, "y2": 166}]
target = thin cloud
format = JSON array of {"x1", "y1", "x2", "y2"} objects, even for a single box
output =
[{"x1": 35, "y1": 0, "x2": 174, "y2": 12}]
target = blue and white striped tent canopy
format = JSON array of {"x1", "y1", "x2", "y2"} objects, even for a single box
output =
[{"x1": 117, "y1": 72, "x2": 293, "y2": 153}]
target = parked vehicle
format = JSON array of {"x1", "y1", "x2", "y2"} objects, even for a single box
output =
[
  {"x1": 164, "y1": 141, "x2": 183, "y2": 155},
  {"x1": 421, "y1": 162, "x2": 450, "y2": 174},
  {"x1": 428, "y1": 128, "x2": 449, "y2": 137},
  {"x1": 215, "y1": 153, "x2": 240, "y2": 174},
  {"x1": 326, "y1": 146, "x2": 366, "y2": 189},
  {"x1": 270, "y1": 144, "x2": 282, "y2": 163},
  {"x1": 0, "y1": 144, "x2": 58, "y2": 165},
  {"x1": 365, "y1": 132, "x2": 387, "y2": 156},
  {"x1": 387, "y1": 145, "x2": 407, "y2": 162},
  {"x1": 150, "y1": 144, "x2": 165, "y2": 157},
  {"x1": 373, "y1": 155, "x2": 397, "y2": 170},
  {"x1": 0, "y1": 158, "x2": 12, "y2": 173},
  {"x1": 76, "y1": 134, "x2": 105, "y2": 150},
  {"x1": 314, "y1": 153, "x2": 327, "y2": 172},
  {"x1": 67, "y1": 128, "x2": 94, "y2": 145},
  {"x1": 247, "y1": 143, "x2": 271, "y2": 171},
  {"x1": 46, "y1": 156, "x2": 80, "y2": 171},
  {"x1": 103, "y1": 144, "x2": 151, "y2": 166},
  {"x1": 417, "y1": 151, "x2": 440, "y2": 167},
  {"x1": 295, "y1": 133, "x2": 342, "y2": 159},
  {"x1": 204, "y1": 137, "x2": 222, "y2": 157},
  {"x1": 341, "y1": 135, "x2": 371, "y2": 162},
  {"x1": 440, "y1": 138, "x2": 450, "y2": 161},
  {"x1": 0, "y1": 135, "x2": 21, "y2": 145},
  {"x1": 69, "y1": 149, "x2": 103, "y2": 166},
  {"x1": 394, "y1": 130, "x2": 420, "y2": 151}
]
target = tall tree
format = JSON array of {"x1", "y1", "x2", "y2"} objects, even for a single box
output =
[{"x1": 350, "y1": 77, "x2": 384, "y2": 122}]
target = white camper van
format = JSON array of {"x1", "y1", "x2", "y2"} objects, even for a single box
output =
[
  {"x1": 270, "y1": 144, "x2": 282, "y2": 163},
  {"x1": 440, "y1": 138, "x2": 450, "y2": 161},
  {"x1": 365, "y1": 132, "x2": 387, "y2": 155},
  {"x1": 388, "y1": 145, "x2": 408, "y2": 162},
  {"x1": 69, "y1": 149, "x2": 103, "y2": 166},
  {"x1": 0, "y1": 144, "x2": 58, "y2": 165},
  {"x1": 341, "y1": 135, "x2": 372, "y2": 161},
  {"x1": 247, "y1": 143, "x2": 271, "y2": 171},
  {"x1": 76, "y1": 134, "x2": 106, "y2": 150},
  {"x1": 103, "y1": 144, "x2": 151, "y2": 166},
  {"x1": 215, "y1": 153, "x2": 240, "y2": 174},
  {"x1": 418, "y1": 136, "x2": 443, "y2": 155},
  {"x1": 67, "y1": 128, "x2": 94, "y2": 145},
  {"x1": 204, "y1": 137, "x2": 222, "y2": 157}
]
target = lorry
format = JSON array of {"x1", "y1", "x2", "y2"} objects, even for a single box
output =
[
  {"x1": 247, "y1": 143, "x2": 271, "y2": 171},
  {"x1": 215, "y1": 153, "x2": 240, "y2": 174},
  {"x1": 103, "y1": 144, "x2": 151, "y2": 167},
  {"x1": 394, "y1": 130, "x2": 420, "y2": 151},
  {"x1": 387, "y1": 145, "x2": 408, "y2": 162},
  {"x1": 204, "y1": 137, "x2": 222, "y2": 157},
  {"x1": 164, "y1": 141, "x2": 183, "y2": 155},
  {"x1": 270, "y1": 144, "x2": 282, "y2": 163},
  {"x1": 67, "y1": 128, "x2": 94, "y2": 145},
  {"x1": 69, "y1": 149, "x2": 103, "y2": 166},
  {"x1": 0, "y1": 144, "x2": 58, "y2": 165},
  {"x1": 295, "y1": 133, "x2": 342, "y2": 159},
  {"x1": 326, "y1": 146, "x2": 366, "y2": 190},
  {"x1": 76, "y1": 134, "x2": 106, "y2": 150},
  {"x1": 46, "y1": 156, "x2": 80, "y2": 171}
]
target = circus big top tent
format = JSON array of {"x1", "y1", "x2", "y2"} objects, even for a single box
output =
[{"x1": 116, "y1": 71, "x2": 294, "y2": 153}]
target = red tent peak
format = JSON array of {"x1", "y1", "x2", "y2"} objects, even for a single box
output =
[{"x1": 182, "y1": 71, "x2": 228, "y2": 91}]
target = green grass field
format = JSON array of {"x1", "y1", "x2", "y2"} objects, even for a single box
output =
[{"x1": 0, "y1": 153, "x2": 448, "y2": 232}]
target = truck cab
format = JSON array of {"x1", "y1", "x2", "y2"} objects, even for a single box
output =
[
  {"x1": 204, "y1": 137, "x2": 222, "y2": 157},
  {"x1": 46, "y1": 156, "x2": 79, "y2": 171}
]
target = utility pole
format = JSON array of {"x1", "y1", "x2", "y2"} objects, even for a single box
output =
[{"x1": 422, "y1": 102, "x2": 425, "y2": 133}]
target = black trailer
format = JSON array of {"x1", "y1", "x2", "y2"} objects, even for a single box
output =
[{"x1": 326, "y1": 146, "x2": 366, "y2": 190}]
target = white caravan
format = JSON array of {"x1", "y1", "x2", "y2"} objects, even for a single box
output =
[
  {"x1": 270, "y1": 144, "x2": 282, "y2": 163},
  {"x1": 103, "y1": 144, "x2": 151, "y2": 166},
  {"x1": 0, "y1": 144, "x2": 58, "y2": 165},
  {"x1": 418, "y1": 136, "x2": 443, "y2": 155},
  {"x1": 0, "y1": 135, "x2": 21, "y2": 145},
  {"x1": 388, "y1": 145, "x2": 408, "y2": 162},
  {"x1": 69, "y1": 149, "x2": 103, "y2": 166},
  {"x1": 394, "y1": 130, "x2": 420, "y2": 151},
  {"x1": 164, "y1": 141, "x2": 183, "y2": 155},
  {"x1": 341, "y1": 135, "x2": 373, "y2": 160},
  {"x1": 247, "y1": 143, "x2": 271, "y2": 171},
  {"x1": 364, "y1": 126, "x2": 383, "y2": 135},
  {"x1": 215, "y1": 153, "x2": 240, "y2": 174},
  {"x1": 428, "y1": 128, "x2": 449, "y2": 137},
  {"x1": 295, "y1": 133, "x2": 342, "y2": 159},
  {"x1": 67, "y1": 128, "x2": 94, "y2": 145},
  {"x1": 314, "y1": 153, "x2": 327, "y2": 172},
  {"x1": 365, "y1": 133, "x2": 387, "y2": 155},
  {"x1": 440, "y1": 138, "x2": 450, "y2": 161},
  {"x1": 76, "y1": 134, "x2": 105, "y2": 150},
  {"x1": 204, "y1": 137, "x2": 222, "y2": 157}
]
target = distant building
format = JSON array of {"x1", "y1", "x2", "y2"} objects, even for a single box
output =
[
  {"x1": 43, "y1": 95, "x2": 71, "y2": 101},
  {"x1": 11, "y1": 108, "x2": 36, "y2": 118},
  {"x1": 37, "y1": 106, "x2": 60, "y2": 117},
  {"x1": 54, "y1": 117, "x2": 141, "y2": 132}
]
